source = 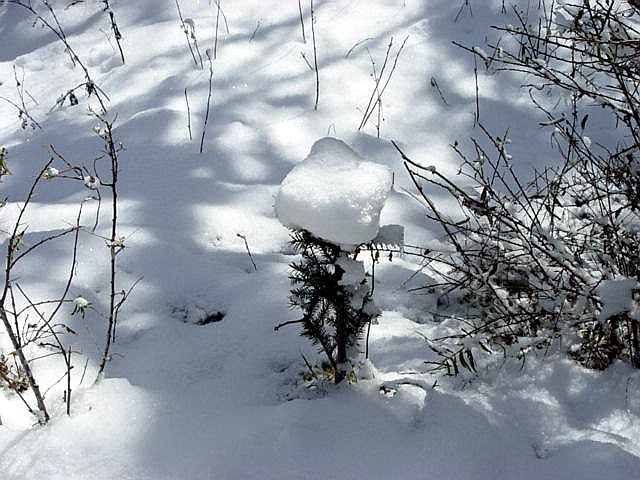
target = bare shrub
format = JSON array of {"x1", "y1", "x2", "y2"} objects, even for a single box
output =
[{"x1": 401, "y1": 0, "x2": 640, "y2": 372}]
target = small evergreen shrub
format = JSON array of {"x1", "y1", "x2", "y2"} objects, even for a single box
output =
[{"x1": 283, "y1": 229, "x2": 380, "y2": 383}]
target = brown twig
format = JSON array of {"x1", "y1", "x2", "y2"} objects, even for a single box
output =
[
  {"x1": 184, "y1": 87, "x2": 192, "y2": 141},
  {"x1": 237, "y1": 233, "x2": 257, "y2": 271},
  {"x1": 175, "y1": 0, "x2": 203, "y2": 69},
  {"x1": 1, "y1": 1, "x2": 109, "y2": 112},
  {"x1": 101, "y1": 0, "x2": 125, "y2": 64},
  {"x1": 298, "y1": 0, "x2": 306, "y2": 43},
  {"x1": 199, "y1": 51, "x2": 214, "y2": 154},
  {"x1": 310, "y1": 0, "x2": 319, "y2": 110}
]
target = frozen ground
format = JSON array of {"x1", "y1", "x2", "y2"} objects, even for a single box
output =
[{"x1": 0, "y1": 1, "x2": 639, "y2": 479}]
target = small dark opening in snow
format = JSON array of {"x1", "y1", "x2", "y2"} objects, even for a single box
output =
[{"x1": 196, "y1": 311, "x2": 226, "y2": 325}]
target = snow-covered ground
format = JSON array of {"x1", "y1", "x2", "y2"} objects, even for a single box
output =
[{"x1": 1, "y1": 1, "x2": 639, "y2": 478}]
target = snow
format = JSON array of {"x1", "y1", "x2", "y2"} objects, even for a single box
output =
[
  {"x1": 597, "y1": 278, "x2": 640, "y2": 322},
  {"x1": 73, "y1": 295, "x2": 89, "y2": 308},
  {"x1": 336, "y1": 254, "x2": 366, "y2": 286},
  {"x1": 373, "y1": 223, "x2": 405, "y2": 247},
  {"x1": 0, "y1": 1, "x2": 639, "y2": 479},
  {"x1": 275, "y1": 137, "x2": 393, "y2": 247}
]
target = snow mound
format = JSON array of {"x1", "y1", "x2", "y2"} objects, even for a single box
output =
[{"x1": 275, "y1": 137, "x2": 393, "y2": 246}]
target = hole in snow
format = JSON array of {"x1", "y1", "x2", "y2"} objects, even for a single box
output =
[{"x1": 195, "y1": 311, "x2": 226, "y2": 325}]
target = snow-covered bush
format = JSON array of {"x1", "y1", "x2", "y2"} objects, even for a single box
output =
[
  {"x1": 275, "y1": 138, "x2": 393, "y2": 383},
  {"x1": 401, "y1": 0, "x2": 640, "y2": 372},
  {"x1": 0, "y1": 117, "x2": 130, "y2": 423},
  {"x1": 0, "y1": 0, "x2": 129, "y2": 422},
  {"x1": 0, "y1": 151, "x2": 85, "y2": 424}
]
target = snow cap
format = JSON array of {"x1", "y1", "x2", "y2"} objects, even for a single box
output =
[{"x1": 275, "y1": 137, "x2": 393, "y2": 247}]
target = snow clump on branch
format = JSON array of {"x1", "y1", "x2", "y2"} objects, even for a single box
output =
[{"x1": 275, "y1": 137, "x2": 393, "y2": 248}]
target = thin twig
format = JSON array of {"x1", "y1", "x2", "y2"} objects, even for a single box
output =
[
  {"x1": 455, "y1": 0, "x2": 473, "y2": 22},
  {"x1": 249, "y1": 20, "x2": 261, "y2": 42},
  {"x1": 94, "y1": 113, "x2": 126, "y2": 377},
  {"x1": 214, "y1": 0, "x2": 221, "y2": 59},
  {"x1": 101, "y1": 0, "x2": 125, "y2": 64},
  {"x1": 175, "y1": 0, "x2": 202, "y2": 69},
  {"x1": 298, "y1": 0, "x2": 306, "y2": 43},
  {"x1": 310, "y1": 0, "x2": 319, "y2": 110},
  {"x1": 430, "y1": 76, "x2": 449, "y2": 106},
  {"x1": 274, "y1": 319, "x2": 304, "y2": 331},
  {"x1": 199, "y1": 52, "x2": 214, "y2": 154},
  {"x1": 345, "y1": 37, "x2": 373, "y2": 58},
  {"x1": 473, "y1": 55, "x2": 480, "y2": 126},
  {"x1": 300, "y1": 52, "x2": 314, "y2": 71},
  {"x1": 358, "y1": 36, "x2": 409, "y2": 132},
  {"x1": 184, "y1": 88, "x2": 192, "y2": 141},
  {"x1": 0, "y1": 158, "x2": 58, "y2": 423},
  {"x1": 2, "y1": 1, "x2": 108, "y2": 112},
  {"x1": 237, "y1": 233, "x2": 257, "y2": 271}
]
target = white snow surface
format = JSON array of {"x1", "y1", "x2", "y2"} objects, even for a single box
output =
[
  {"x1": 597, "y1": 278, "x2": 640, "y2": 322},
  {"x1": 275, "y1": 137, "x2": 392, "y2": 246},
  {"x1": 0, "y1": 1, "x2": 639, "y2": 479}
]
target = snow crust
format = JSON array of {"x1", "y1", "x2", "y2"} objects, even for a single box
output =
[{"x1": 275, "y1": 138, "x2": 393, "y2": 247}]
